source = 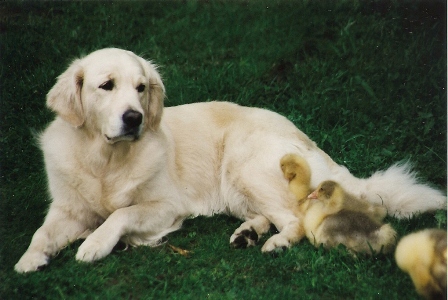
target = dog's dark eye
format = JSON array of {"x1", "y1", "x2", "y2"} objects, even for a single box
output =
[
  {"x1": 136, "y1": 84, "x2": 145, "y2": 93},
  {"x1": 99, "y1": 80, "x2": 114, "y2": 91}
]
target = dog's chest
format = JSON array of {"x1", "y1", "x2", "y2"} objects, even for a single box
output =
[
  {"x1": 78, "y1": 165, "x2": 150, "y2": 218},
  {"x1": 100, "y1": 176, "x2": 138, "y2": 213}
]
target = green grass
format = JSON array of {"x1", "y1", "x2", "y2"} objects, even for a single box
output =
[{"x1": 1, "y1": 1, "x2": 446, "y2": 299}]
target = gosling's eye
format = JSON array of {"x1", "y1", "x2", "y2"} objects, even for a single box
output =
[
  {"x1": 99, "y1": 80, "x2": 114, "y2": 91},
  {"x1": 136, "y1": 84, "x2": 145, "y2": 93}
]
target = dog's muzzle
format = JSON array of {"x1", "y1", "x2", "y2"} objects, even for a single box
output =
[
  {"x1": 105, "y1": 109, "x2": 143, "y2": 144},
  {"x1": 122, "y1": 109, "x2": 143, "y2": 136}
]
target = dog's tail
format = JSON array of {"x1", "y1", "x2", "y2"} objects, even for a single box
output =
[{"x1": 358, "y1": 163, "x2": 446, "y2": 218}]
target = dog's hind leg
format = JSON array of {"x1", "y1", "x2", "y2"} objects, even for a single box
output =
[
  {"x1": 260, "y1": 209, "x2": 305, "y2": 252},
  {"x1": 230, "y1": 215, "x2": 271, "y2": 248},
  {"x1": 226, "y1": 155, "x2": 306, "y2": 252},
  {"x1": 228, "y1": 179, "x2": 305, "y2": 252}
]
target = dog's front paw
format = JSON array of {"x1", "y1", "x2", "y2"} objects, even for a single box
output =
[
  {"x1": 15, "y1": 251, "x2": 49, "y2": 273},
  {"x1": 261, "y1": 234, "x2": 291, "y2": 253},
  {"x1": 76, "y1": 238, "x2": 112, "y2": 263},
  {"x1": 230, "y1": 228, "x2": 258, "y2": 248}
]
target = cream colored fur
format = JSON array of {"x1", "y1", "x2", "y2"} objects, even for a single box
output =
[{"x1": 14, "y1": 48, "x2": 447, "y2": 273}]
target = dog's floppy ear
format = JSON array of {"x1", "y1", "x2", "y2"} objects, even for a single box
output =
[
  {"x1": 136, "y1": 56, "x2": 166, "y2": 131},
  {"x1": 46, "y1": 59, "x2": 85, "y2": 127}
]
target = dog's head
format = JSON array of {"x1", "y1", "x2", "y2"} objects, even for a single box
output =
[{"x1": 46, "y1": 48, "x2": 165, "y2": 144}]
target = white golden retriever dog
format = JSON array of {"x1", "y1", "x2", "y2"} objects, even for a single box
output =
[{"x1": 15, "y1": 48, "x2": 446, "y2": 273}]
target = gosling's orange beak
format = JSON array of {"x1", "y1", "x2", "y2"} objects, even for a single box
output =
[{"x1": 307, "y1": 190, "x2": 318, "y2": 199}]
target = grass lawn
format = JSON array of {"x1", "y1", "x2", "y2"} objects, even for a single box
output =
[{"x1": 1, "y1": 1, "x2": 446, "y2": 299}]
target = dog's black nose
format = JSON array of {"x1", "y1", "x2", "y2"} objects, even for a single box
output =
[{"x1": 122, "y1": 110, "x2": 143, "y2": 128}]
